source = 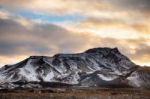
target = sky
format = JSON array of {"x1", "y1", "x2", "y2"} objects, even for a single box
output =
[{"x1": 0, "y1": 0, "x2": 150, "y2": 66}]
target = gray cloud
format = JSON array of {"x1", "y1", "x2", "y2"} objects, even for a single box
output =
[
  {"x1": 0, "y1": 18, "x2": 63, "y2": 56},
  {"x1": 0, "y1": 18, "x2": 100, "y2": 57},
  {"x1": 0, "y1": 0, "x2": 149, "y2": 66},
  {"x1": 0, "y1": 0, "x2": 149, "y2": 15},
  {"x1": 0, "y1": 13, "x2": 150, "y2": 66},
  {"x1": 0, "y1": 0, "x2": 149, "y2": 10},
  {"x1": 110, "y1": 0, "x2": 150, "y2": 11}
]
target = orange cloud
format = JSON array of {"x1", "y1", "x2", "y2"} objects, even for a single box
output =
[{"x1": 0, "y1": 0, "x2": 150, "y2": 66}]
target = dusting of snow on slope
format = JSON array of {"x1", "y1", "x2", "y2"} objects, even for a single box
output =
[
  {"x1": 19, "y1": 59, "x2": 40, "y2": 82},
  {"x1": 0, "y1": 47, "x2": 148, "y2": 89},
  {"x1": 97, "y1": 74, "x2": 118, "y2": 81}
]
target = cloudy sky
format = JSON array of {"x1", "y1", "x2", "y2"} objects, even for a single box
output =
[{"x1": 0, "y1": 0, "x2": 150, "y2": 66}]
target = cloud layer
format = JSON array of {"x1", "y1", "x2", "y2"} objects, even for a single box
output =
[{"x1": 0, "y1": 0, "x2": 150, "y2": 66}]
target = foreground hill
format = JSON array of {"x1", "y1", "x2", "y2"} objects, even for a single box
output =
[{"x1": 0, "y1": 47, "x2": 149, "y2": 89}]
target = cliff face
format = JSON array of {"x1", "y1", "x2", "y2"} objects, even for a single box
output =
[{"x1": 0, "y1": 47, "x2": 149, "y2": 89}]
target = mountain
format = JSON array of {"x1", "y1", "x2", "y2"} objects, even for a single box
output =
[{"x1": 0, "y1": 47, "x2": 149, "y2": 89}]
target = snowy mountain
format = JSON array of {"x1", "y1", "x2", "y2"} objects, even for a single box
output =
[{"x1": 0, "y1": 47, "x2": 149, "y2": 89}]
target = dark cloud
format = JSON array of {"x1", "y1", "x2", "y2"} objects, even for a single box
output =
[
  {"x1": 111, "y1": 0, "x2": 150, "y2": 11},
  {"x1": 0, "y1": 18, "x2": 100, "y2": 57},
  {"x1": 0, "y1": 0, "x2": 150, "y2": 66},
  {"x1": 0, "y1": 19, "x2": 50, "y2": 56},
  {"x1": 0, "y1": 18, "x2": 64, "y2": 56},
  {"x1": 0, "y1": 0, "x2": 149, "y2": 15},
  {"x1": 0, "y1": 17, "x2": 150, "y2": 64}
]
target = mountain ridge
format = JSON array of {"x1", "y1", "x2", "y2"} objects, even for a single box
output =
[{"x1": 0, "y1": 47, "x2": 149, "y2": 89}]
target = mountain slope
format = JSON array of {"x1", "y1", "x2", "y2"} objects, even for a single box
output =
[{"x1": 0, "y1": 47, "x2": 149, "y2": 89}]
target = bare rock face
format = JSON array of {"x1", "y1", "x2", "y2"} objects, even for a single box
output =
[{"x1": 0, "y1": 47, "x2": 149, "y2": 89}]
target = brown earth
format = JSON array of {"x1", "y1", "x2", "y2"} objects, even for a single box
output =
[{"x1": 0, "y1": 88, "x2": 150, "y2": 99}]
